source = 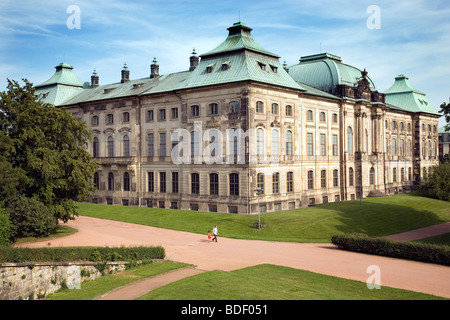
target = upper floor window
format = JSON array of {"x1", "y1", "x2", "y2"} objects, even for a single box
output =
[
  {"x1": 332, "y1": 113, "x2": 338, "y2": 123},
  {"x1": 122, "y1": 112, "x2": 130, "y2": 123},
  {"x1": 209, "y1": 103, "x2": 218, "y2": 115},
  {"x1": 271, "y1": 103, "x2": 279, "y2": 115},
  {"x1": 230, "y1": 101, "x2": 239, "y2": 113},
  {"x1": 107, "y1": 114, "x2": 114, "y2": 124},
  {"x1": 285, "y1": 105, "x2": 293, "y2": 116},
  {"x1": 159, "y1": 109, "x2": 166, "y2": 121},
  {"x1": 92, "y1": 115, "x2": 99, "y2": 126},
  {"x1": 307, "y1": 110, "x2": 313, "y2": 121},
  {"x1": 256, "y1": 101, "x2": 264, "y2": 113},
  {"x1": 191, "y1": 105, "x2": 200, "y2": 117},
  {"x1": 319, "y1": 112, "x2": 326, "y2": 122}
]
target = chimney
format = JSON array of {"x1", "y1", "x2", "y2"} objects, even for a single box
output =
[
  {"x1": 91, "y1": 69, "x2": 99, "y2": 88},
  {"x1": 121, "y1": 63, "x2": 130, "y2": 83},
  {"x1": 150, "y1": 57, "x2": 159, "y2": 78},
  {"x1": 189, "y1": 48, "x2": 199, "y2": 71}
]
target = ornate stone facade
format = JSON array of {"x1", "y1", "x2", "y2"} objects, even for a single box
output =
[{"x1": 35, "y1": 22, "x2": 440, "y2": 214}]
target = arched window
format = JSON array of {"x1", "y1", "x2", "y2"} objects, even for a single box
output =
[
  {"x1": 123, "y1": 135, "x2": 130, "y2": 157},
  {"x1": 307, "y1": 110, "x2": 313, "y2": 120},
  {"x1": 93, "y1": 172, "x2": 99, "y2": 189},
  {"x1": 256, "y1": 128, "x2": 264, "y2": 156},
  {"x1": 272, "y1": 172, "x2": 280, "y2": 194},
  {"x1": 393, "y1": 168, "x2": 397, "y2": 182},
  {"x1": 401, "y1": 168, "x2": 405, "y2": 182},
  {"x1": 123, "y1": 172, "x2": 130, "y2": 191},
  {"x1": 108, "y1": 172, "x2": 114, "y2": 190},
  {"x1": 349, "y1": 167, "x2": 354, "y2": 186},
  {"x1": 230, "y1": 101, "x2": 239, "y2": 113},
  {"x1": 93, "y1": 137, "x2": 99, "y2": 158},
  {"x1": 271, "y1": 103, "x2": 279, "y2": 115},
  {"x1": 287, "y1": 171, "x2": 293, "y2": 192},
  {"x1": 107, "y1": 136, "x2": 114, "y2": 157},
  {"x1": 370, "y1": 167, "x2": 375, "y2": 185},
  {"x1": 321, "y1": 170, "x2": 327, "y2": 188},
  {"x1": 285, "y1": 105, "x2": 293, "y2": 116},
  {"x1": 307, "y1": 170, "x2": 314, "y2": 189},
  {"x1": 347, "y1": 127, "x2": 353, "y2": 154},
  {"x1": 257, "y1": 173, "x2": 265, "y2": 194},
  {"x1": 333, "y1": 169, "x2": 339, "y2": 187},
  {"x1": 286, "y1": 130, "x2": 292, "y2": 155},
  {"x1": 256, "y1": 101, "x2": 264, "y2": 113}
]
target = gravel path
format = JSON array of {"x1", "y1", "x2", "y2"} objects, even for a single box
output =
[{"x1": 21, "y1": 216, "x2": 450, "y2": 299}]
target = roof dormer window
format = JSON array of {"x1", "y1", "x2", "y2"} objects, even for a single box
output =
[
  {"x1": 258, "y1": 62, "x2": 266, "y2": 71},
  {"x1": 270, "y1": 65, "x2": 278, "y2": 73}
]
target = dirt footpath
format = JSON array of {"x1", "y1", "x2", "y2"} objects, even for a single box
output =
[{"x1": 22, "y1": 216, "x2": 450, "y2": 299}]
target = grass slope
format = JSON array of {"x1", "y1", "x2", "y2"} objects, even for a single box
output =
[
  {"x1": 76, "y1": 194, "x2": 450, "y2": 243},
  {"x1": 138, "y1": 264, "x2": 447, "y2": 300}
]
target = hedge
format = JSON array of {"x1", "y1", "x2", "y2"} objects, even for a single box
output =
[
  {"x1": 331, "y1": 233, "x2": 450, "y2": 266},
  {"x1": 0, "y1": 246, "x2": 165, "y2": 263}
]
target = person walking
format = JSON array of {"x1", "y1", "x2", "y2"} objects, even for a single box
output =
[{"x1": 212, "y1": 225, "x2": 218, "y2": 242}]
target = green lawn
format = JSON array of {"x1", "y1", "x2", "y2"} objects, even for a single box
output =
[
  {"x1": 45, "y1": 260, "x2": 189, "y2": 300},
  {"x1": 137, "y1": 264, "x2": 447, "y2": 300},
  {"x1": 76, "y1": 193, "x2": 450, "y2": 243}
]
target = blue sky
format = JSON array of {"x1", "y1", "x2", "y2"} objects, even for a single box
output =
[{"x1": 1, "y1": 0, "x2": 449, "y2": 127}]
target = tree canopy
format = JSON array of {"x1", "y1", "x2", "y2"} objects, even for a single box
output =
[
  {"x1": 0, "y1": 79, "x2": 98, "y2": 222},
  {"x1": 440, "y1": 100, "x2": 450, "y2": 132}
]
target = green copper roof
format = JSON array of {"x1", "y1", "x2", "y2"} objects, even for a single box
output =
[
  {"x1": 201, "y1": 22, "x2": 280, "y2": 58},
  {"x1": 287, "y1": 53, "x2": 377, "y2": 93},
  {"x1": 34, "y1": 63, "x2": 84, "y2": 106},
  {"x1": 384, "y1": 75, "x2": 440, "y2": 115},
  {"x1": 36, "y1": 62, "x2": 84, "y2": 88}
]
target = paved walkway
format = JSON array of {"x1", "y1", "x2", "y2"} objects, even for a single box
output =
[{"x1": 21, "y1": 217, "x2": 450, "y2": 299}]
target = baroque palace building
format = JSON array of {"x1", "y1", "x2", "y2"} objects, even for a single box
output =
[{"x1": 34, "y1": 22, "x2": 440, "y2": 214}]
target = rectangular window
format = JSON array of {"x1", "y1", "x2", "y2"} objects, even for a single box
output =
[
  {"x1": 160, "y1": 172, "x2": 166, "y2": 193},
  {"x1": 307, "y1": 133, "x2": 314, "y2": 156},
  {"x1": 332, "y1": 134, "x2": 338, "y2": 156},
  {"x1": 230, "y1": 173, "x2": 239, "y2": 196},
  {"x1": 171, "y1": 107, "x2": 178, "y2": 119},
  {"x1": 320, "y1": 133, "x2": 326, "y2": 156},
  {"x1": 148, "y1": 133, "x2": 154, "y2": 157},
  {"x1": 210, "y1": 173, "x2": 219, "y2": 195},
  {"x1": 172, "y1": 172, "x2": 179, "y2": 193},
  {"x1": 160, "y1": 133, "x2": 166, "y2": 157},
  {"x1": 147, "y1": 110, "x2": 154, "y2": 121},
  {"x1": 191, "y1": 173, "x2": 199, "y2": 194},
  {"x1": 148, "y1": 172, "x2": 154, "y2": 192},
  {"x1": 159, "y1": 109, "x2": 166, "y2": 121}
]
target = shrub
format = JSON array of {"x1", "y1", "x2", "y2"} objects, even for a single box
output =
[
  {"x1": 6, "y1": 196, "x2": 58, "y2": 240},
  {"x1": 331, "y1": 233, "x2": 450, "y2": 266},
  {"x1": 0, "y1": 246, "x2": 165, "y2": 263},
  {"x1": 0, "y1": 207, "x2": 11, "y2": 246}
]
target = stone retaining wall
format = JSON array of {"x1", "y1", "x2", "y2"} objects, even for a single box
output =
[{"x1": 0, "y1": 261, "x2": 128, "y2": 300}]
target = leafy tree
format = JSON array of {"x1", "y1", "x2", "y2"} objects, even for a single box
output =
[
  {"x1": 439, "y1": 100, "x2": 450, "y2": 132},
  {"x1": 7, "y1": 196, "x2": 58, "y2": 239},
  {"x1": 418, "y1": 162, "x2": 450, "y2": 202},
  {"x1": 0, "y1": 79, "x2": 98, "y2": 222},
  {"x1": 0, "y1": 205, "x2": 11, "y2": 246}
]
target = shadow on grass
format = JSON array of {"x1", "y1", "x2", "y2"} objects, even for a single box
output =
[{"x1": 321, "y1": 196, "x2": 447, "y2": 237}]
